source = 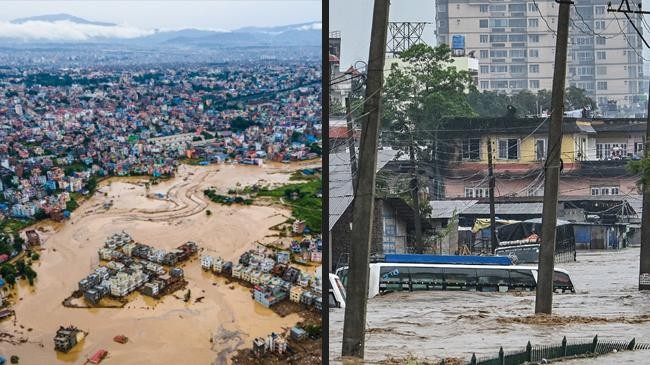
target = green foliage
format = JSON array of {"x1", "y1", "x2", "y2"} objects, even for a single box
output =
[
  {"x1": 291, "y1": 131, "x2": 303, "y2": 143},
  {"x1": 257, "y1": 179, "x2": 322, "y2": 233},
  {"x1": 31, "y1": 252, "x2": 40, "y2": 261},
  {"x1": 1, "y1": 264, "x2": 17, "y2": 286},
  {"x1": 87, "y1": 176, "x2": 98, "y2": 193},
  {"x1": 204, "y1": 189, "x2": 252, "y2": 205},
  {"x1": 66, "y1": 197, "x2": 80, "y2": 212},
  {"x1": 382, "y1": 44, "x2": 476, "y2": 159},
  {"x1": 467, "y1": 87, "x2": 597, "y2": 117},
  {"x1": 629, "y1": 158, "x2": 650, "y2": 191},
  {"x1": 10, "y1": 355, "x2": 18, "y2": 364},
  {"x1": 230, "y1": 116, "x2": 254, "y2": 132}
]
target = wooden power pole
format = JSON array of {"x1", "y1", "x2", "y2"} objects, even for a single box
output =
[
  {"x1": 487, "y1": 138, "x2": 497, "y2": 252},
  {"x1": 341, "y1": 0, "x2": 390, "y2": 358},
  {"x1": 535, "y1": 0, "x2": 571, "y2": 314}
]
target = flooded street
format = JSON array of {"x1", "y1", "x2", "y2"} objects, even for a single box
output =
[
  {"x1": 329, "y1": 247, "x2": 650, "y2": 363},
  {"x1": 0, "y1": 161, "x2": 319, "y2": 365}
]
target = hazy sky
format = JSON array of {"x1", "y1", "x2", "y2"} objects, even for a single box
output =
[
  {"x1": 330, "y1": 0, "x2": 436, "y2": 68},
  {"x1": 0, "y1": 1, "x2": 321, "y2": 30}
]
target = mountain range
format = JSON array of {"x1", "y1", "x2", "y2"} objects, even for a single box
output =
[{"x1": 0, "y1": 14, "x2": 321, "y2": 48}]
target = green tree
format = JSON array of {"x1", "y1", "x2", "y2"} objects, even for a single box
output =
[
  {"x1": 564, "y1": 86, "x2": 598, "y2": 111},
  {"x1": 230, "y1": 117, "x2": 252, "y2": 132}
]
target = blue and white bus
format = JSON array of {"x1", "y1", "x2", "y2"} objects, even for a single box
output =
[{"x1": 335, "y1": 262, "x2": 575, "y2": 298}]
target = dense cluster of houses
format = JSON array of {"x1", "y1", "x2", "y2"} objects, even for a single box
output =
[
  {"x1": 201, "y1": 248, "x2": 322, "y2": 311},
  {"x1": 0, "y1": 62, "x2": 322, "y2": 221},
  {"x1": 78, "y1": 232, "x2": 195, "y2": 304}
]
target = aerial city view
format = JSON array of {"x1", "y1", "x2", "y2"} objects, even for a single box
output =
[
  {"x1": 0, "y1": 1, "x2": 322, "y2": 364},
  {"x1": 330, "y1": 0, "x2": 650, "y2": 364}
]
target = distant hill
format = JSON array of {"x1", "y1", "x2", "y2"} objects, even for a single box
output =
[
  {"x1": 1, "y1": 15, "x2": 321, "y2": 48},
  {"x1": 10, "y1": 13, "x2": 117, "y2": 27}
]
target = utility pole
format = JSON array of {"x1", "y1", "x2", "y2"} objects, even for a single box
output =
[
  {"x1": 640, "y1": 81, "x2": 650, "y2": 290},
  {"x1": 410, "y1": 125, "x2": 423, "y2": 253},
  {"x1": 487, "y1": 138, "x2": 497, "y2": 253},
  {"x1": 607, "y1": 0, "x2": 650, "y2": 290},
  {"x1": 345, "y1": 97, "x2": 359, "y2": 193},
  {"x1": 341, "y1": 0, "x2": 390, "y2": 359},
  {"x1": 535, "y1": 0, "x2": 571, "y2": 315}
]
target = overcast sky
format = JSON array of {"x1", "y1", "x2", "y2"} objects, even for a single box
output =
[
  {"x1": 330, "y1": 0, "x2": 436, "y2": 68},
  {"x1": 0, "y1": 1, "x2": 321, "y2": 30}
]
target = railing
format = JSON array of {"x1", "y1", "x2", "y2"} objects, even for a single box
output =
[{"x1": 464, "y1": 335, "x2": 649, "y2": 365}]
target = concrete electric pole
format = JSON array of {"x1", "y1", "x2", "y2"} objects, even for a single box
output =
[
  {"x1": 535, "y1": 0, "x2": 571, "y2": 314},
  {"x1": 341, "y1": 0, "x2": 390, "y2": 358}
]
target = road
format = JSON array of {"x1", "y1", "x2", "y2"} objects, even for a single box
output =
[{"x1": 329, "y1": 247, "x2": 650, "y2": 363}]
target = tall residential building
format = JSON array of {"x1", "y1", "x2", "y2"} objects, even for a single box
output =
[{"x1": 436, "y1": 0, "x2": 645, "y2": 110}]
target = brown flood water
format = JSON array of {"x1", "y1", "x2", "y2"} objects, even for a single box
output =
[{"x1": 0, "y1": 160, "x2": 320, "y2": 365}]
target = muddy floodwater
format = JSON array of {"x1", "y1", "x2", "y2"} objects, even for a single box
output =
[
  {"x1": 0, "y1": 161, "x2": 319, "y2": 365},
  {"x1": 329, "y1": 247, "x2": 650, "y2": 364}
]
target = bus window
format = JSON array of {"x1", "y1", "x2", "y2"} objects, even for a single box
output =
[
  {"x1": 444, "y1": 268, "x2": 478, "y2": 291},
  {"x1": 553, "y1": 271, "x2": 574, "y2": 293},
  {"x1": 409, "y1": 266, "x2": 444, "y2": 291},
  {"x1": 508, "y1": 269, "x2": 536, "y2": 290},
  {"x1": 379, "y1": 266, "x2": 410, "y2": 292},
  {"x1": 476, "y1": 268, "x2": 510, "y2": 292},
  {"x1": 337, "y1": 268, "x2": 348, "y2": 288}
]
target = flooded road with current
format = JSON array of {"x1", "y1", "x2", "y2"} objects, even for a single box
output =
[{"x1": 329, "y1": 247, "x2": 650, "y2": 363}]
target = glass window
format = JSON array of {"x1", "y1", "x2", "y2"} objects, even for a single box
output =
[
  {"x1": 476, "y1": 268, "x2": 510, "y2": 291},
  {"x1": 528, "y1": 3, "x2": 538, "y2": 12},
  {"x1": 444, "y1": 268, "x2": 478, "y2": 290},
  {"x1": 509, "y1": 269, "x2": 536, "y2": 289},
  {"x1": 480, "y1": 50, "x2": 489, "y2": 58},
  {"x1": 462, "y1": 138, "x2": 481, "y2": 160},
  {"x1": 480, "y1": 4, "x2": 489, "y2": 12},
  {"x1": 480, "y1": 34, "x2": 489, "y2": 43},
  {"x1": 553, "y1": 271, "x2": 573, "y2": 292},
  {"x1": 498, "y1": 138, "x2": 519, "y2": 159},
  {"x1": 528, "y1": 18, "x2": 539, "y2": 28},
  {"x1": 379, "y1": 266, "x2": 410, "y2": 292},
  {"x1": 529, "y1": 64, "x2": 540, "y2": 73},
  {"x1": 529, "y1": 34, "x2": 540, "y2": 42},
  {"x1": 509, "y1": 4, "x2": 526, "y2": 11},
  {"x1": 337, "y1": 268, "x2": 348, "y2": 287},
  {"x1": 529, "y1": 49, "x2": 540, "y2": 58},
  {"x1": 509, "y1": 19, "x2": 526, "y2": 27},
  {"x1": 410, "y1": 267, "x2": 445, "y2": 291},
  {"x1": 479, "y1": 19, "x2": 489, "y2": 28},
  {"x1": 530, "y1": 80, "x2": 540, "y2": 89}
]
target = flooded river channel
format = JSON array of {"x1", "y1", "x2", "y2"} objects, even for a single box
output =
[{"x1": 329, "y1": 247, "x2": 650, "y2": 363}]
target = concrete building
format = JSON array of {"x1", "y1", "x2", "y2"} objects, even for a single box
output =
[{"x1": 436, "y1": 0, "x2": 645, "y2": 109}]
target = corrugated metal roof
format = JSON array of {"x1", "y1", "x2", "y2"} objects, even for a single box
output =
[
  {"x1": 429, "y1": 200, "x2": 478, "y2": 219},
  {"x1": 328, "y1": 148, "x2": 398, "y2": 231},
  {"x1": 462, "y1": 202, "x2": 544, "y2": 215}
]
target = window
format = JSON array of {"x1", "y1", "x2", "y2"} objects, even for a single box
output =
[
  {"x1": 596, "y1": 37, "x2": 606, "y2": 45},
  {"x1": 509, "y1": 4, "x2": 526, "y2": 12},
  {"x1": 597, "y1": 143, "x2": 627, "y2": 159},
  {"x1": 529, "y1": 64, "x2": 540, "y2": 73},
  {"x1": 444, "y1": 268, "x2": 478, "y2": 291},
  {"x1": 490, "y1": 35, "x2": 508, "y2": 42},
  {"x1": 480, "y1": 80, "x2": 490, "y2": 89},
  {"x1": 498, "y1": 138, "x2": 519, "y2": 160},
  {"x1": 490, "y1": 50, "x2": 508, "y2": 58},
  {"x1": 379, "y1": 266, "x2": 410, "y2": 292},
  {"x1": 491, "y1": 80, "x2": 509, "y2": 88},
  {"x1": 529, "y1": 34, "x2": 540, "y2": 42},
  {"x1": 509, "y1": 19, "x2": 526, "y2": 27},
  {"x1": 510, "y1": 65, "x2": 526, "y2": 73},
  {"x1": 480, "y1": 4, "x2": 489, "y2": 12},
  {"x1": 528, "y1": 3, "x2": 538, "y2": 12},
  {"x1": 577, "y1": 67, "x2": 594, "y2": 76},
  {"x1": 529, "y1": 49, "x2": 540, "y2": 58},
  {"x1": 528, "y1": 18, "x2": 539, "y2": 28},
  {"x1": 480, "y1": 50, "x2": 489, "y2": 58},
  {"x1": 509, "y1": 80, "x2": 527, "y2": 89},
  {"x1": 490, "y1": 4, "x2": 507, "y2": 11},
  {"x1": 595, "y1": 6, "x2": 606, "y2": 15},
  {"x1": 597, "y1": 66, "x2": 607, "y2": 75},
  {"x1": 635, "y1": 142, "x2": 644, "y2": 155},
  {"x1": 535, "y1": 139, "x2": 546, "y2": 160},
  {"x1": 594, "y1": 20, "x2": 606, "y2": 29},
  {"x1": 591, "y1": 186, "x2": 620, "y2": 196},
  {"x1": 490, "y1": 65, "x2": 508, "y2": 72},
  {"x1": 476, "y1": 269, "x2": 510, "y2": 291},
  {"x1": 479, "y1": 19, "x2": 489, "y2": 28},
  {"x1": 597, "y1": 51, "x2": 606, "y2": 60},
  {"x1": 490, "y1": 19, "x2": 508, "y2": 28},
  {"x1": 462, "y1": 138, "x2": 481, "y2": 160},
  {"x1": 529, "y1": 80, "x2": 540, "y2": 88},
  {"x1": 464, "y1": 187, "x2": 489, "y2": 198},
  {"x1": 509, "y1": 269, "x2": 536, "y2": 289},
  {"x1": 480, "y1": 65, "x2": 489, "y2": 73},
  {"x1": 554, "y1": 271, "x2": 573, "y2": 292},
  {"x1": 410, "y1": 267, "x2": 444, "y2": 291},
  {"x1": 509, "y1": 34, "x2": 526, "y2": 42},
  {"x1": 510, "y1": 49, "x2": 526, "y2": 58},
  {"x1": 597, "y1": 81, "x2": 608, "y2": 90},
  {"x1": 480, "y1": 34, "x2": 489, "y2": 43}
]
